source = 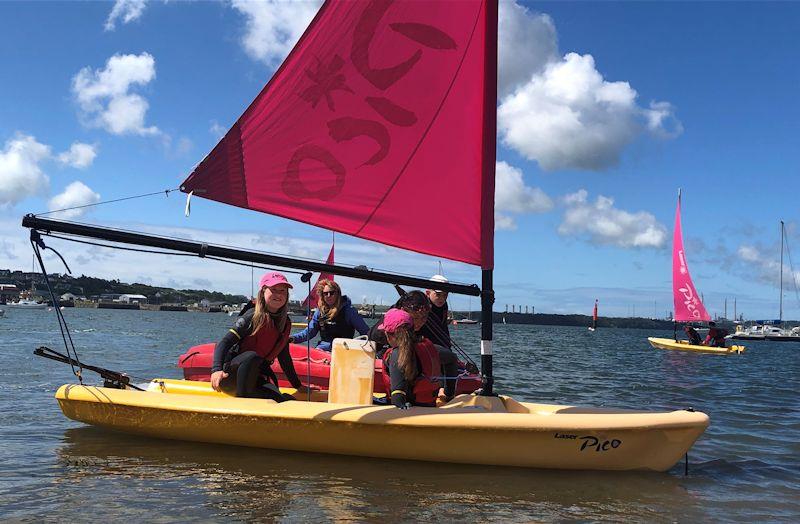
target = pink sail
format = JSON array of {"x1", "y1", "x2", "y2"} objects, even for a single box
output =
[
  {"x1": 672, "y1": 195, "x2": 711, "y2": 322},
  {"x1": 181, "y1": 0, "x2": 497, "y2": 269},
  {"x1": 302, "y1": 244, "x2": 335, "y2": 309}
]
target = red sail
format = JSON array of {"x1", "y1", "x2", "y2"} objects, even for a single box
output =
[
  {"x1": 181, "y1": 0, "x2": 497, "y2": 268},
  {"x1": 302, "y1": 244, "x2": 335, "y2": 309}
]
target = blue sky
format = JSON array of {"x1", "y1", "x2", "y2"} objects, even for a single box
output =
[{"x1": 1, "y1": 1, "x2": 798, "y2": 320}]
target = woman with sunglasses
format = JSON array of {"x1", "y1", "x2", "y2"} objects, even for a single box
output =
[
  {"x1": 290, "y1": 279, "x2": 370, "y2": 352},
  {"x1": 210, "y1": 272, "x2": 306, "y2": 401}
]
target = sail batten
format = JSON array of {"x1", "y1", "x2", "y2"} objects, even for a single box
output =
[
  {"x1": 672, "y1": 195, "x2": 711, "y2": 322},
  {"x1": 181, "y1": 0, "x2": 497, "y2": 269}
]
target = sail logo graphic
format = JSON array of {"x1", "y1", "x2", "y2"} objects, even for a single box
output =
[
  {"x1": 284, "y1": 0, "x2": 458, "y2": 201},
  {"x1": 678, "y1": 250, "x2": 688, "y2": 275},
  {"x1": 677, "y1": 250, "x2": 702, "y2": 318}
]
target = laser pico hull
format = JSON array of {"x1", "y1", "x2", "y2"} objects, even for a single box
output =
[{"x1": 55, "y1": 379, "x2": 708, "y2": 472}]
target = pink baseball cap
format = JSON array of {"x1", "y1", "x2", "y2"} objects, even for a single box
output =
[
  {"x1": 378, "y1": 308, "x2": 413, "y2": 333},
  {"x1": 259, "y1": 271, "x2": 293, "y2": 289}
]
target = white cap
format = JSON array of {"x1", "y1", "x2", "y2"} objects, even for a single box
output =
[{"x1": 430, "y1": 274, "x2": 448, "y2": 292}]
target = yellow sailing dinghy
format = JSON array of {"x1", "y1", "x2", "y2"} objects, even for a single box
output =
[
  {"x1": 25, "y1": 0, "x2": 708, "y2": 472},
  {"x1": 648, "y1": 337, "x2": 745, "y2": 354},
  {"x1": 652, "y1": 191, "x2": 746, "y2": 355},
  {"x1": 49, "y1": 338, "x2": 707, "y2": 472}
]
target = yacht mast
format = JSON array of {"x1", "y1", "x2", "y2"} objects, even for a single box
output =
[{"x1": 780, "y1": 220, "x2": 784, "y2": 322}]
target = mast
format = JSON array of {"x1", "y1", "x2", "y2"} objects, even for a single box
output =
[
  {"x1": 479, "y1": 0, "x2": 499, "y2": 396},
  {"x1": 780, "y1": 220, "x2": 784, "y2": 322}
]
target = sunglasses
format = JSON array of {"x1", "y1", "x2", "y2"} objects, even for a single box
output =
[
  {"x1": 404, "y1": 305, "x2": 429, "y2": 313},
  {"x1": 322, "y1": 291, "x2": 337, "y2": 297}
]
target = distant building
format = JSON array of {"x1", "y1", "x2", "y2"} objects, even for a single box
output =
[
  {"x1": 0, "y1": 283, "x2": 19, "y2": 304},
  {"x1": 60, "y1": 293, "x2": 78, "y2": 301},
  {"x1": 119, "y1": 294, "x2": 148, "y2": 304},
  {"x1": 99, "y1": 293, "x2": 121, "y2": 302}
]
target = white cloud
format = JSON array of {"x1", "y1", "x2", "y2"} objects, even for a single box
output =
[
  {"x1": 72, "y1": 53, "x2": 160, "y2": 136},
  {"x1": 0, "y1": 134, "x2": 51, "y2": 207},
  {"x1": 498, "y1": 1, "x2": 558, "y2": 97},
  {"x1": 495, "y1": 213, "x2": 517, "y2": 231},
  {"x1": 105, "y1": 0, "x2": 147, "y2": 31},
  {"x1": 737, "y1": 244, "x2": 800, "y2": 289},
  {"x1": 494, "y1": 161, "x2": 553, "y2": 230},
  {"x1": 497, "y1": 2, "x2": 682, "y2": 172},
  {"x1": 495, "y1": 161, "x2": 553, "y2": 214},
  {"x1": 57, "y1": 142, "x2": 98, "y2": 169},
  {"x1": 231, "y1": 0, "x2": 322, "y2": 65},
  {"x1": 209, "y1": 120, "x2": 227, "y2": 139},
  {"x1": 48, "y1": 181, "x2": 102, "y2": 219},
  {"x1": 558, "y1": 189, "x2": 667, "y2": 248}
]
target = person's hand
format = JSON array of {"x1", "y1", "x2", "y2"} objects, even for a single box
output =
[{"x1": 210, "y1": 370, "x2": 228, "y2": 391}]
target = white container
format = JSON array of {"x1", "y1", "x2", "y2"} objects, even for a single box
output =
[{"x1": 328, "y1": 338, "x2": 376, "y2": 405}]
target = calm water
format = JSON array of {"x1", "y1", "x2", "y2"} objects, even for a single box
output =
[{"x1": 1, "y1": 308, "x2": 798, "y2": 522}]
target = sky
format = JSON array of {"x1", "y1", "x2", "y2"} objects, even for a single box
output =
[{"x1": 1, "y1": 0, "x2": 799, "y2": 320}]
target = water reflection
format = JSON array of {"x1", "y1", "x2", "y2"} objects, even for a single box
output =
[{"x1": 55, "y1": 427, "x2": 707, "y2": 521}]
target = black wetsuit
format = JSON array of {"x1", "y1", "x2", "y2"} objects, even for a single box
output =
[
  {"x1": 213, "y1": 308, "x2": 302, "y2": 400},
  {"x1": 685, "y1": 327, "x2": 702, "y2": 345}
]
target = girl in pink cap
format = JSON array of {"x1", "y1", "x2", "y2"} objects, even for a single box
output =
[
  {"x1": 379, "y1": 308, "x2": 446, "y2": 409},
  {"x1": 210, "y1": 271, "x2": 306, "y2": 400}
]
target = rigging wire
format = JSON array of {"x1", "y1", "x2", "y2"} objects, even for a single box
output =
[
  {"x1": 782, "y1": 228, "x2": 800, "y2": 310},
  {"x1": 39, "y1": 232, "x2": 309, "y2": 276},
  {"x1": 30, "y1": 232, "x2": 83, "y2": 382},
  {"x1": 34, "y1": 188, "x2": 179, "y2": 217}
]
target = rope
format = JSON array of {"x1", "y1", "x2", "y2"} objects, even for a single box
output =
[
  {"x1": 35, "y1": 188, "x2": 179, "y2": 217},
  {"x1": 39, "y1": 232, "x2": 310, "y2": 276},
  {"x1": 30, "y1": 233, "x2": 83, "y2": 382}
]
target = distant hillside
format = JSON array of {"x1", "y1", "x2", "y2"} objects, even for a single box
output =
[{"x1": 0, "y1": 269, "x2": 249, "y2": 305}]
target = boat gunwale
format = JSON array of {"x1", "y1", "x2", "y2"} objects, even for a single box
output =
[{"x1": 55, "y1": 383, "x2": 710, "y2": 432}]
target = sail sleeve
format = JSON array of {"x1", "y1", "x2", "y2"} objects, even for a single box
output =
[
  {"x1": 672, "y1": 198, "x2": 711, "y2": 322},
  {"x1": 181, "y1": 0, "x2": 497, "y2": 269}
]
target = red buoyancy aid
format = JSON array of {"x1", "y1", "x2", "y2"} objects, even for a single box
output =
[
  {"x1": 381, "y1": 338, "x2": 442, "y2": 405},
  {"x1": 238, "y1": 318, "x2": 291, "y2": 362}
]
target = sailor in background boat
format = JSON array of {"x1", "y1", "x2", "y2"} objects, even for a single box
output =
[
  {"x1": 379, "y1": 309, "x2": 445, "y2": 409},
  {"x1": 703, "y1": 321, "x2": 729, "y2": 348},
  {"x1": 210, "y1": 272, "x2": 306, "y2": 401},
  {"x1": 289, "y1": 279, "x2": 369, "y2": 351},
  {"x1": 369, "y1": 291, "x2": 459, "y2": 400},
  {"x1": 684, "y1": 325, "x2": 702, "y2": 345}
]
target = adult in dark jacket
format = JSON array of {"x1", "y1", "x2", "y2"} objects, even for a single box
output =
[
  {"x1": 211, "y1": 272, "x2": 306, "y2": 401},
  {"x1": 419, "y1": 274, "x2": 451, "y2": 348},
  {"x1": 291, "y1": 279, "x2": 369, "y2": 351}
]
